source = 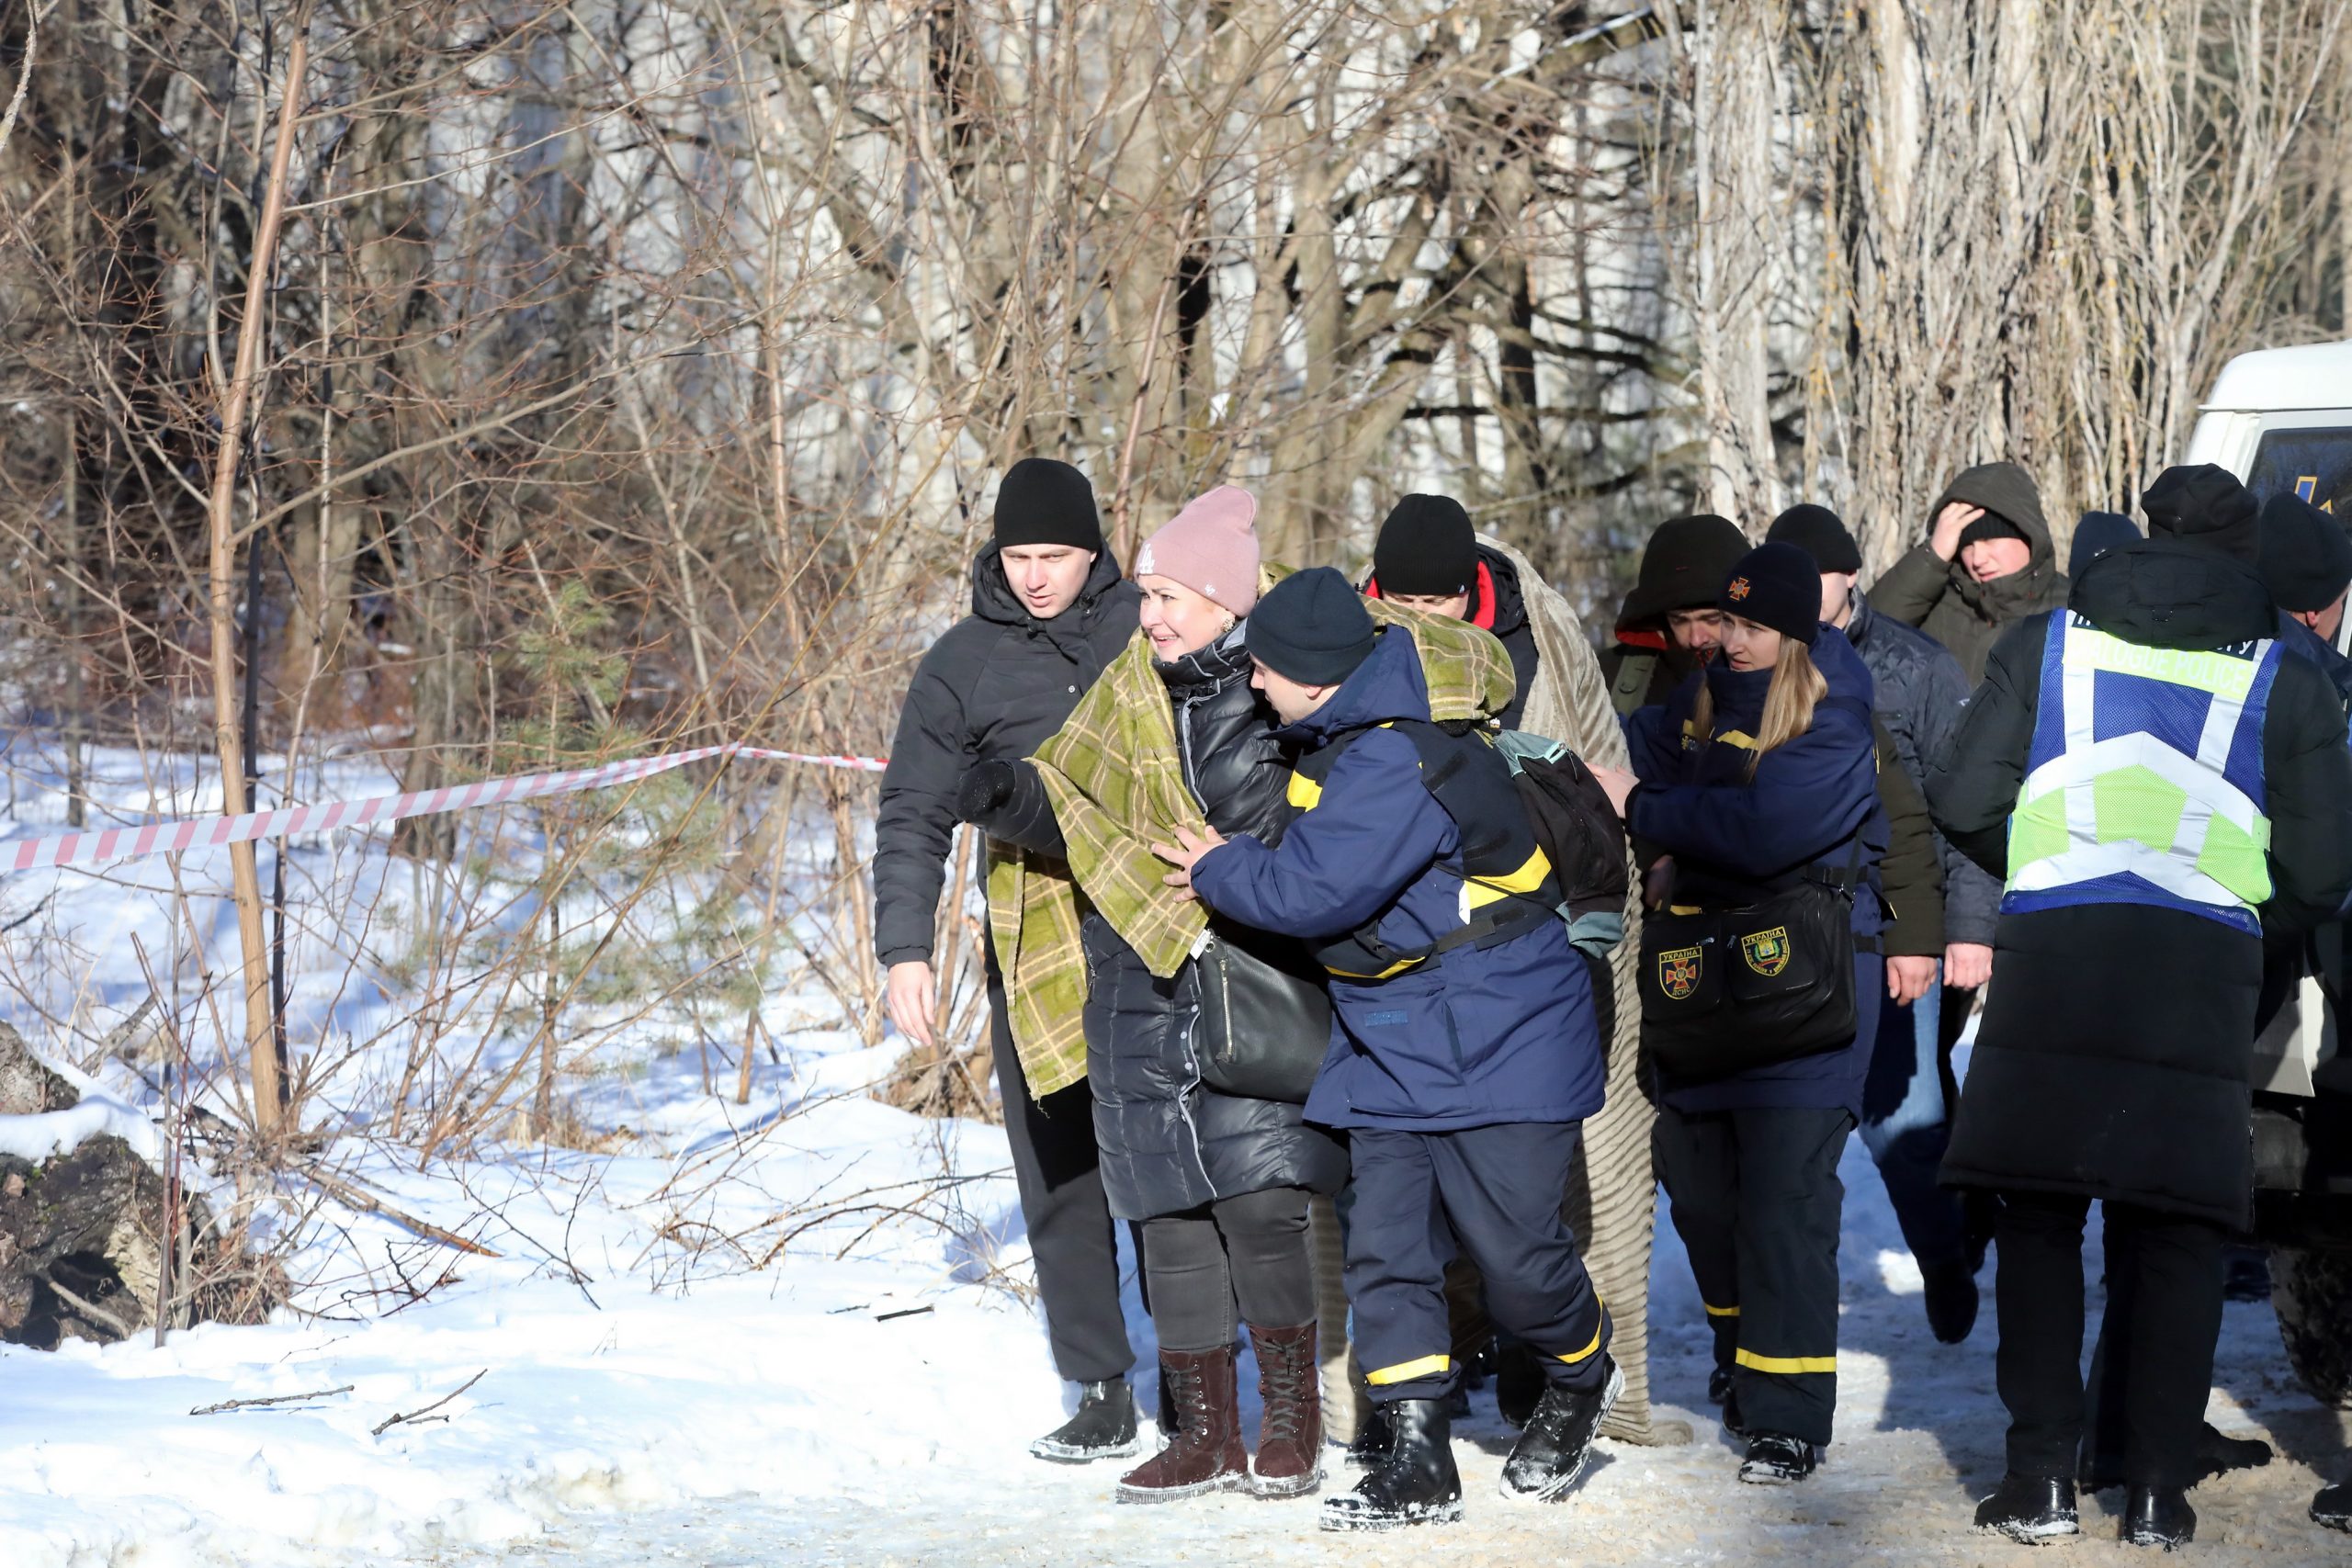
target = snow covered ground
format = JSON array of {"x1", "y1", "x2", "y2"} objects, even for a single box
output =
[{"x1": 0, "y1": 741, "x2": 2343, "y2": 1565}]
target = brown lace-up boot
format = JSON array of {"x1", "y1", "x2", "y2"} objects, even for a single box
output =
[
  {"x1": 1114, "y1": 1345, "x2": 1247, "y2": 1503},
  {"x1": 1248, "y1": 1321, "x2": 1324, "y2": 1497}
]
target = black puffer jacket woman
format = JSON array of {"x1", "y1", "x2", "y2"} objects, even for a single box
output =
[
  {"x1": 966, "y1": 486, "x2": 1342, "y2": 1505},
  {"x1": 1069, "y1": 628, "x2": 1346, "y2": 1219}
]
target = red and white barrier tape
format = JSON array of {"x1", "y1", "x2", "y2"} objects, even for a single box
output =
[{"x1": 1, "y1": 743, "x2": 888, "y2": 875}]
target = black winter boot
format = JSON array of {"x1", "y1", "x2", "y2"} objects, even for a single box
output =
[
  {"x1": 2312, "y1": 1476, "x2": 2352, "y2": 1532},
  {"x1": 1737, "y1": 1430, "x2": 1818, "y2": 1485},
  {"x1": 1495, "y1": 1341, "x2": 1544, "y2": 1429},
  {"x1": 1341, "y1": 1402, "x2": 1393, "y2": 1471},
  {"x1": 1973, "y1": 1474, "x2": 2079, "y2": 1543},
  {"x1": 2120, "y1": 1485, "x2": 2196, "y2": 1550},
  {"x1": 1029, "y1": 1379, "x2": 1140, "y2": 1462},
  {"x1": 1320, "y1": 1399, "x2": 1464, "y2": 1531},
  {"x1": 1922, "y1": 1259, "x2": 1980, "y2": 1344},
  {"x1": 1498, "y1": 1359, "x2": 1621, "y2": 1502}
]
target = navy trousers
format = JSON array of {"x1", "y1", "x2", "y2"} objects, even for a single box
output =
[
  {"x1": 1340, "y1": 1122, "x2": 1611, "y2": 1404},
  {"x1": 1655, "y1": 1104, "x2": 1853, "y2": 1447}
]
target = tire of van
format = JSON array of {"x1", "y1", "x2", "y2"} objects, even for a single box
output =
[{"x1": 2272, "y1": 1245, "x2": 2352, "y2": 1408}]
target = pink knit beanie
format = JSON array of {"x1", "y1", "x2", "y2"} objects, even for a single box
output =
[{"x1": 1135, "y1": 485, "x2": 1261, "y2": 615}]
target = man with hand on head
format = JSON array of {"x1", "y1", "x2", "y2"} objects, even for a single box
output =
[
  {"x1": 871, "y1": 457, "x2": 1145, "y2": 1463},
  {"x1": 1872, "y1": 462, "x2": 2067, "y2": 683}
]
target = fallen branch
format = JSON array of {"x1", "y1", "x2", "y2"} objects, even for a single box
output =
[
  {"x1": 44, "y1": 1272, "x2": 135, "y2": 1339},
  {"x1": 97, "y1": 994, "x2": 160, "y2": 1057},
  {"x1": 372, "y1": 1368, "x2": 486, "y2": 1437},
  {"x1": 190, "y1": 1384, "x2": 355, "y2": 1416},
  {"x1": 297, "y1": 1168, "x2": 501, "y2": 1258}
]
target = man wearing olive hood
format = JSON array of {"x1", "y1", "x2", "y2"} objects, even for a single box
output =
[{"x1": 1872, "y1": 462, "x2": 2069, "y2": 683}]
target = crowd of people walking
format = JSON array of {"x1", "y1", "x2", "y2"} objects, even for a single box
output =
[{"x1": 874, "y1": 453, "x2": 2352, "y2": 1547}]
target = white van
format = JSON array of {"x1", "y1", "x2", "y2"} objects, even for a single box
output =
[
  {"x1": 2187, "y1": 340, "x2": 2352, "y2": 526},
  {"x1": 2186, "y1": 337, "x2": 2352, "y2": 1409},
  {"x1": 2189, "y1": 341, "x2": 2352, "y2": 1098}
]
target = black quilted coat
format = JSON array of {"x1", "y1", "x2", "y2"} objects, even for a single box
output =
[{"x1": 988, "y1": 627, "x2": 1350, "y2": 1221}]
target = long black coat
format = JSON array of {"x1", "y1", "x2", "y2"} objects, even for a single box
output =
[
  {"x1": 1928, "y1": 541, "x2": 2352, "y2": 1226},
  {"x1": 977, "y1": 629, "x2": 1348, "y2": 1221},
  {"x1": 871, "y1": 547, "x2": 1138, "y2": 965}
]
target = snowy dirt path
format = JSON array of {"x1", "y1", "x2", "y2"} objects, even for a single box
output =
[{"x1": 411, "y1": 1134, "x2": 2352, "y2": 1568}]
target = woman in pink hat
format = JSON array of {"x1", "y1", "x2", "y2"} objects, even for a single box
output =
[{"x1": 957, "y1": 485, "x2": 1345, "y2": 1505}]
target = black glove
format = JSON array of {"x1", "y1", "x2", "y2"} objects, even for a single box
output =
[{"x1": 956, "y1": 759, "x2": 1020, "y2": 825}]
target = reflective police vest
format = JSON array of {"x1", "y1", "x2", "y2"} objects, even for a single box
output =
[{"x1": 2004, "y1": 611, "x2": 2281, "y2": 937}]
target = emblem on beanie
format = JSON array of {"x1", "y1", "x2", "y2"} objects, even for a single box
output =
[
  {"x1": 1136, "y1": 543, "x2": 1157, "y2": 574},
  {"x1": 1740, "y1": 926, "x2": 1791, "y2": 978},
  {"x1": 1658, "y1": 944, "x2": 1702, "y2": 1001},
  {"x1": 1727, "y1": 577, "x2": 1751, "y2": 601}
]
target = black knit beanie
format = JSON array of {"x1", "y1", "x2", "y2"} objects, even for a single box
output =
[
  {"x1": 1765, "y1": 503, "x2": 1861, "y2": 574},
  {"x1": 991, "y1": 457, "x2": 1102, "y2": 551},
  {"x1": 1720, "y1": 542, "x2": 1823, "y2": 646},
  {"x1": 1371, "y1": 494, "x2": 1477, "y2": 596},
  {"x1": 1958, "y1": 512, "x2": 2028, "y2": 548},
  {"x1": 1617, "y1": 514, "x2": 1751, "y2": 629},
  {"x1": 2258, "y1": 492, "x2": 2352, "y2": 612},
  {"x1": 2142, "y1": 464, "x2": 2259, "y2": 564},
  {"x1": 2068, "y1": 510, "x2": 2140, "y2": 578},
  {"x1": 1245, "y1": 566, "x2": 1379, "y2": 685}
]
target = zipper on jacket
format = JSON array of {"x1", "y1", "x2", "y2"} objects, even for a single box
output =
[
  {"x1": 1175, "y1": 1006, "x2": 1216, "y2": 1193},
  {"x1": 1176, "y1": 689, "x2": 1204, "y2": 804}
]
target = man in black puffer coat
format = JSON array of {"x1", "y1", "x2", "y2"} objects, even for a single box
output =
[
  {"x1": 872, "y1": 457, "x2": 1143, "y2": 1462},
  {"x1": 1929, "y1": 464, "x2": 2352, "y2": 1550}
]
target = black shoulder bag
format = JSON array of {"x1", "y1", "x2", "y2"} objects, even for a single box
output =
[
  {"x1": 1639, "y1": 839, "x2": 1862, "y2": 1082},
  {"x1": 1193, "y1": 920, "x2": 1332, "y2": 1104}
]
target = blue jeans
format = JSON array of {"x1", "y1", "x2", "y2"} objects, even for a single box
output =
[{"x1": 1859, "y1": 963, "x2": 1967, "y2": 1269}]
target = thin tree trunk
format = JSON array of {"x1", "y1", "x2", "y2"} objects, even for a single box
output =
[{"x1": 204, "y1": 17, "x2": 310, "y2": 1140}]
